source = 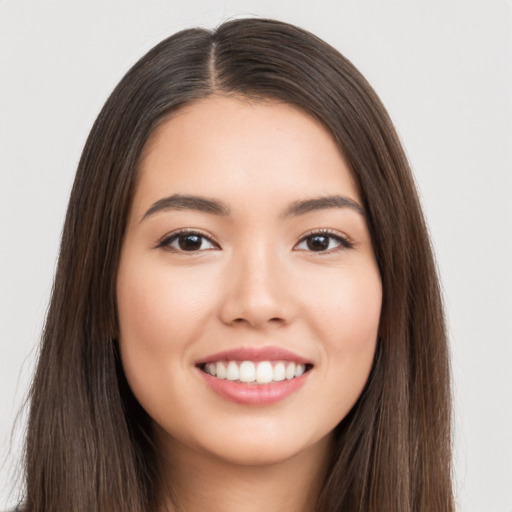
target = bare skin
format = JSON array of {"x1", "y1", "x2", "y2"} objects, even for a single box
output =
[
  {"x1": 157, "y1": 426, "x2": 333, "y2": 512},
  {"x1": 117, "y1": 95, "x2": 382, "y2": 511}
]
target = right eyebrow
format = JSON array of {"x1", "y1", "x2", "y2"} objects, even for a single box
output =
[
  {"x1": 280, "y1": 195, "x2": 364, "y2": 218},
  {"x1": 140, "y1": 194, "x2": 231, "y2": 222}
]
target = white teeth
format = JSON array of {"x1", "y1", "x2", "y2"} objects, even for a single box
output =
[
  {"x1": 256, "y1": 361, "x2": 273, "y2": 384},
  {"x1": 205, "y1": 363, "x2": 217, "y2": 376},
  {"x1": 285, "y1": 362, "x2": 295, "y2": 380},
  {"x1": 239, "y1": 361, "x2": 256, "y2": 382},
  {"x1": 203, "y1": 360, "x2": 309, "y2": 384},
  {"x1": 226, "y1": 361, "x2": 239, "y2": 381},
  {"x1": 216, "y1": 362, "x2": 226, "y2": 379},
  {"x1": 273, "y1": 362, "x2": 286, "y2": 382}
]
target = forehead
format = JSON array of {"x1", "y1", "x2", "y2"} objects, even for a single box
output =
[{"x1": 133, "y1": 95, "x2": 360, "y2": 216}]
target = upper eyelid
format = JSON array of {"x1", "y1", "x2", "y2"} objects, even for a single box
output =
[
  {"x1": 156, "y1": 229, "x2": 220, "y2": 249},
  {"x1": 298, "y1": 228, "x2": 349, "y2": 239},
  {"x1": 296, "y1": 229, "x2": 353, "y2": 246}
]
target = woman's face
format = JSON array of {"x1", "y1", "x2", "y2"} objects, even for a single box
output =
[{"x1": 117, "y1": 95, "x2": 382, "y2": 467}]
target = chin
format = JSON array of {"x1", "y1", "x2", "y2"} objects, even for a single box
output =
[
  {"x1": 208, "y1": 439, "x2": 307, "y2": 467},
  {"x1": 176, "y1": 418, "x2": 333, "y2": 469}
]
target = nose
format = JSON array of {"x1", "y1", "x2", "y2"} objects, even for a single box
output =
[{"x1": 218, "y1": 244, "x2": 294, "y2": 329}]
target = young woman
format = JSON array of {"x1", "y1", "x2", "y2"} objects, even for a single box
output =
[{"x1": 19, "y1": 17, "x2": 453, "y2": 512}]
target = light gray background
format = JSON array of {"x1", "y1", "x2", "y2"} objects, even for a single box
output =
[{"x1": 1, "y1": 1, "x2": 511, "y2": 511}]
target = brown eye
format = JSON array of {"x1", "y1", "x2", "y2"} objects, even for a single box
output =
[
  {"x1": 177, "y1": 234, "x2": 203, "y2": 251},
  {"x1": 306, "y1": 234, "x2": 330, "y2": 251},
  {"x1": 295, "y1": 231, "x2": 353, "y2": 252},
  {"x1": 159, "y1": 231, "x2": 218, "y2": 252}
]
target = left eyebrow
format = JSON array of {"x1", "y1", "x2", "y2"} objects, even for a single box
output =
[
  {"x1": 280, "y1": 195, "x2": 364, "y2": 218},
  {"x1": 141, "y1": 194, "x2": 231, "y2": 222}
]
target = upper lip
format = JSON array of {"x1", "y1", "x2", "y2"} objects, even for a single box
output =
[{"x1": 197, "y1": 346, "x2": 312, "y2": 365}]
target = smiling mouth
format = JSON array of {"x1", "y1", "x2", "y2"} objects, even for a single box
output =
[{"x1": 198, "y1": 360, "x2": 313, "y2": 385}]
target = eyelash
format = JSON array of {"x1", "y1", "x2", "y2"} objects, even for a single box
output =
[
  {"x1": 156, "y1": 229, "x2": 354, "y2": 254},
  {"x1": 156, "y1": 229, "x2": 220, "y2": 252},
  {"x1": 295, "y1": 229, "x2": 354, "y2": 253}
]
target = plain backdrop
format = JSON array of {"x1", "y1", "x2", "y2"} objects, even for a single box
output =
[{"x1": 1, "y1": 1, "x2": 511, "y2": 511}]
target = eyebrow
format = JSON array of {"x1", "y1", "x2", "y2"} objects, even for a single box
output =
[
  {"x1": 281, "y1": 195, "x2": 364, "y2": 218},
  {"x1": 141, "y1": 194, "x2": 230, "y2": 221},
  {"x1": 141, "y1": 193, "x2": 364, "y2": 222}
]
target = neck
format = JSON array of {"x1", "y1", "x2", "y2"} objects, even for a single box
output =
[{"x1": 156, "y1": 433, "x2": 333, "y2": 512}]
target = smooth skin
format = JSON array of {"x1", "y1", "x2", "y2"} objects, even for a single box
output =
[{"x1": 117, "y1": 95, "x2": 382, "y2": 512}]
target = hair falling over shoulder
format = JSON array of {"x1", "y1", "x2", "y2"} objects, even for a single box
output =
[{"x1": 19, "y1": 17, "x2": 454, "y2": 512}]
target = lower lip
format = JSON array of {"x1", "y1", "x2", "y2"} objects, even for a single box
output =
[{"x1": 198, "y1": 369, "x2": 310, "y2": 406}]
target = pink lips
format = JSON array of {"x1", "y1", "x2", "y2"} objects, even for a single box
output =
[
  {"x1": 198, "y1": 346, "x2": 311, "y2": 365},
  {"x1": 196, "y1": 347, "x2": 312, "y2": 406}
]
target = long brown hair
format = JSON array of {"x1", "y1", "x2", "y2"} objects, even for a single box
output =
[{"x1": 21, "y1": 18, "x2": 453, "y2": 512}]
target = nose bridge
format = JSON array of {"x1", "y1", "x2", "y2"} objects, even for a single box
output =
[{"x1": 220, "y1": 236, "x2": 291, "y2": 328}]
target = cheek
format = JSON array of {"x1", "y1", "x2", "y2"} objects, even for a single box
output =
[
  {"x1": 302, "y1": 264, "x2": 381, "y2": 414},
  {"x1": 117, "y1": 261, "x2": 216, "y2": 351},
  {"x1": 304, "y1": 264, "x2": 382, "y2": 347},
  {"x1": 115, "y1": 261, "x2": 209, "y2": 404}
]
